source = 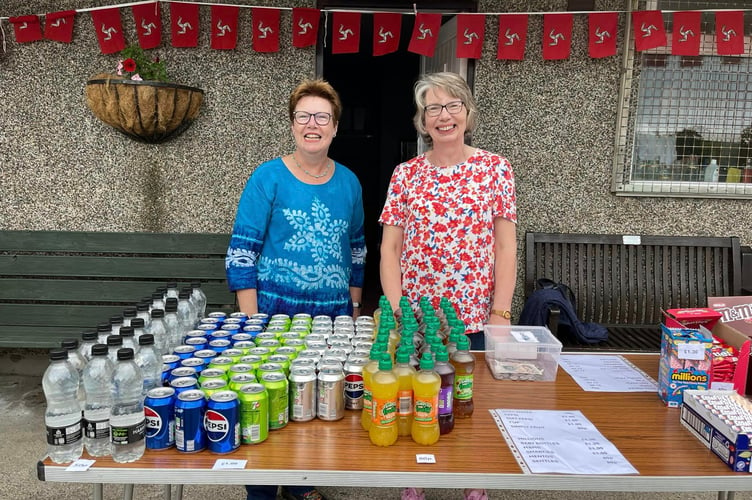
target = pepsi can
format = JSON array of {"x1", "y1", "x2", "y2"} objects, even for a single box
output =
[
  {"x1": 170, "y1": 376, "x2": 199, "y2": 396},
  {"x1": 174, "y1": 345, "x2": 197, "y2": 360},
  {"x1": 197, "y1": 323, "x2": 217, "y2": 335},
  {"x1": 175, "y1": 389, "x2": 206, "y2": 453},
  {"x1": 185, "y1": 336, "x2": 209, "y2": 350},
  {"x1": 162, "y1": 354, "x2": 180, "y2": 372},
  {"x1": 209, "y1": 339, "x2": 231, "y2": 354},
  {"x1": 194, "y1": 348, "x2": 218, "y2": 365},
  {"x1": 208, "y1": 311, "x2": 227, "y2": 323},
  {"x1": 180, "y1": 356, "x2": 205, "y2": 375},
  {"x1": 205, "y1": 391, "x2": 240, "y2": 454},
  {"x1": 144, "y1": 387, "x2": 176, "y2": 450},
  {"x1": 344, "y1": 357, "x2": 367, "y2": 410},
  {"x1": 168, "y1": 366, "x2": 197, "y2": 384}
]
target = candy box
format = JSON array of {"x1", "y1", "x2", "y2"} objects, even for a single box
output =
[
  {"x1": 680, "y1": 389, "x2": 752, "y2": 472},
  {"x1": 658, "y1": 324, "x2": 713, "y2": 407},
  {"x1": 664, "y1": 308, "x2": 722, "y2": 331},
  {"x1": 710, "y1": 321, "x2": 752, "y2": 396},
  {"x1": 483, "y1": 325, "x2": 562, "y2": 382},
  {"x1": 708, "y1": 296, "x2": 752, "y2": 337}
]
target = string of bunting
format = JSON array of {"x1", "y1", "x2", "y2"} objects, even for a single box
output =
[{"x1": 1, "y1": 1, "x2": 751, "y2": 60}]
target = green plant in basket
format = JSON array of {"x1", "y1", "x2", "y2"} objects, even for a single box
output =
[{"x1": 116, "y1": 45, "x2": 167, "y2": 82}]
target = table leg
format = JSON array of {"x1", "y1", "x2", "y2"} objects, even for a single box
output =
[
  {"x1": 162, "y1": 484, "x2": 172, "y2": 500},
  {"x1": 123, "y1": 484, "x2": 134, "y2": 500},
  {"x1": 718, "y1": 492, "x2": 736, "y2": 500},
  {"x1": 175, "y1": 484, "x2": 184, "y2": 500},
  {"x1": 93, "y1": 483, "x2": 103, "y2": 500}
]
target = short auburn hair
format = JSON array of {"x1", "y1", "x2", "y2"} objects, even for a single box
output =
[{"x1": 288, "y1": 78, "x2": 342, "y2": 126}]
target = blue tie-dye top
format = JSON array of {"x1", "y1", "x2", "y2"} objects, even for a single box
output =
[{"x1": 226, "y1": 157, "x2": 366, "y2": 317}]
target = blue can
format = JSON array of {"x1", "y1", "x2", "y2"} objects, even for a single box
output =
[
  {"x1": 205, "y1": 390, "x2": 240, "y2": 454},
  {"x1": 162, "y1": 354, "x2": 181, "y2": 372},
  {"x1": 207, "y1": 311, "x2": 227, "y2": 324},
  {"x1": 209, "y1": 339, "x2": 231, "y2": 354},
  {"x1": 174, "y1": 345, "x2": 197, "y2": 360},
  {"x1": 170, "y1": 376, "x2": 199, "y2": 397},
  {"x1": 185, "y1": 336, "x2": 209, "y2": 350},
  {"x1": 161, "y1": 363, "x2": 171, "y2": 386},
  {"x1": 144, "y1": 387, "x2": 176, "y2": 450},
  {"x1": 223, "y1": 317, "x2": 244, "y2": 326},
  {"x1": 197, "y1": 323, "x2": 217, "y2": 335},
  {"x1": 185, "y1": 329, "x2": 207, "y2": 340},
  {"x1": 231, "y1": 332, "x2": 253, "y2": 345},
  {"x1": 229, "y1": 312, "x2": 248, "y2": 324},
  {"x1": 194, "y1": 349, "x2": 218, "y2": 364},
  {"x1": 180, "y1": 356, "x2": 205, "y2": 375},
  {"x1": 175, "y1": 389, "x2": 206, "y2": 453},
  {"x1": 168, "y1": 366, "x2": 197, "y2": 384},
  {"x1": 242, "y1": 324, "x2": 264, "y2": 340}
]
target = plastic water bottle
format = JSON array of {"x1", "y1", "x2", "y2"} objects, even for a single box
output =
[
  {"x1": 177, "y1": 289, "x2": 197, "y2": 334},
  {"x1": 82, "y1": 344, "x2": 114, "y2": 457},
  {"x1": 119, "y1": 326, "x2": 138, "y2": 353},
  {"x1": 190, "y1": 281, "x2": 207, "y2": 319},
  {"x1": 122, "y1": 307, "x2": 137, "y2": 328},
  {"x1": 135, "y1": 334, "x2": 161, "y2": 396},
  {"x1": 135, "y1": 303, "x2": 152, "y2": 330},
  {"x1": 109, "y1": 315, "x2": 123, "y2": 337},
  {"x1": 106, "y1": 335, "x2": 123, "y2": 364},
  {"x1": 61, "y1": 338, "x2": 87, "y2": 407},
  {"x1": 110, "y1": 348, "x2": 146, "y2": 463},
  {"x1": 150, "y1": 292, "x2": 165, "y2": 313},
  {"x1": 131, "y1": 317, "x2": 147, "y2": 344},
  {"x1": 43, "y1": 349, "x2": 83, "y2": 463},
  {"x1": 704, "y1": 158, "x2": 719, "y2": 182},
  {"x1": 147, "y1": 309, "x2": 168, "y2": 355},
  {"x1": 165, "y1": 281, "x2": 180, "y2": 300},
  {"x1": 96, "y1": 322, "x2": 112, "y2": 345},
  {"x1": 164, "y1": 298, "x2": 182, "y2": 352},
  {"x1": 78, "y1": 330, "x2": 99, "y2": 362}
]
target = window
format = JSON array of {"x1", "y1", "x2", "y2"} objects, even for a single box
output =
[{"x1": 613, "y1": 0, "x2": 752, "y2": 198}]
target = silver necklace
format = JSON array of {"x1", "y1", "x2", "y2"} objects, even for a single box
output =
[{"x1": 292, "y1": 153, "x2": 331, "y2": 179}]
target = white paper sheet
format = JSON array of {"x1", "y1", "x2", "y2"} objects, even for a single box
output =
[
  {"x1": 491, "y1": 409, "x2": 638, "y2": 475},
  {"x1": 558, "y1": 354, "x2": 658, "y2": 392}
]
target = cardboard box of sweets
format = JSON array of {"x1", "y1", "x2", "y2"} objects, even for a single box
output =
[{"x1": 706, "y1": 297, "x2": 752, "y2": 396}]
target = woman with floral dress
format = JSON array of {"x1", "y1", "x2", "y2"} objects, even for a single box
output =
[{"x1": 379, "y1": 73, "x2": 517, "y2": 500}]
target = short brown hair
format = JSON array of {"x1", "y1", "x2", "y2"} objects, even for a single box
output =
[{"x1": 288, "y1": 78, "x2": 342, "y2": 125}]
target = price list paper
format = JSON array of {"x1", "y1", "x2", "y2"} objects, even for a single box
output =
[
  {"x1": 491, "y1": 409, "x2": 638, "y2": 475},
  {"x1": 558, "y1": 354, "x2": 658, "y2": 392}
]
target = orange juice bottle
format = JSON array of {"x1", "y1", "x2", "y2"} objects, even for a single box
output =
[
  {"x1": 394, "y1": 348, "x2": 416, "y2": 437},
  {"x1": 411, "y1": 353, "x2": 440, "y2": 445},
  {"x1": 361, "y1": 343, "x2": 387, "y2": 431},
  {"x1": 450, "y1": 335, "x2": 475, "y2": 418},
  {"x1": 369, "y1": 353, "x2": 398, "y2": 447}
]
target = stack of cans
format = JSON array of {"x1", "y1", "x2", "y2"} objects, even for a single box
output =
[{"x1": 148, "y1": 311, "x2": 376, "y2": 455}]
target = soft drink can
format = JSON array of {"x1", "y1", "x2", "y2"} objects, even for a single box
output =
[
  {"x1": 175, "y1": 389, "x2": 206, "y2": 452},
  {"x1": 243, "y1": 324, "x2": 264, "y2": 339},
  {"x1": 173, "y1": 344, "x2": 197, "y2": 360},
  {"x1": 254, "y1": 332, "x2": 276, "y2": 343},
  {"x1": 144, "y1": 387, "x2": 176, "y2": 450},
  {"x1": 200, "y1": 317, "x2": 221, "y2": 326},
  {"x1": 197, "y1": 323, "x2": 217, "y2": 335},
  {"x1": 285, "y1": 339, "x2": 306, "y2": 353},
  {"x1": 201, "y1": 378, "x2": 229, "y2": 400},
  {"x1": 168, "y1": 366, "x2": 197, "y2": 384},
  {"x1": 220, "y1": 323, "x2": 242, "y2": 336},
  {"x1": 198, "y1": 368, "x2": 227, "y2": 386},
  {"x1": 185, "y1": 337, "x2": 208, "y2": 350},
  {"x1": 230, "y1": 311, "x2": 249, "y2": 322},
  {"x1": 290, "y1": 357, "x2": 316, "y2": 370},
  {"x1": 260, "y1": 371, "x2": 289, "y2": 430},
  {"x1": 162, "y1": 354, "x2": 181, "y2": 372},
  {"x1": 233, "y1": 340, "x2": 256, "y2": 354},
  {"x1": 210, "y1": 330, "x2": 231, "y2": 341},
  {"x1": 266, "y1": 325, "x2": 288, "y2": 338},
  {"x1": 209, "y1": 339, "x2": 231, "y2": 354},
  {"x1": 280, "y1": 332, "x2": 302, "y2": 344},
  {"x1": 228, "y1": 363, "x2": 255, "y2": 379},
  {"x1": 239, "y1": 383, "x2": 269, "y2": 444},
  {"x1": 289, "y1": 366, "x2": 317, "y2": 422},
  {"x1": 194, "y1": 349, "x2": 218, "y2": 364},
  {"x1": 317, "y1": 365, "x2": 345, "y2": 421},
  {"x1": 267, "y1": 354, "x2": 291, "y2": 376},
  {"x1": 205, "y1": 391, "x2": 241, "y2": 454},
  {"x1": 231, "y1": 333, "x2": 253, "y2": 345},
  {"x1": 229, "y1": 372, "x2": 257, "y2": 392},
  {"x1": 250, "y1": 312, "x2": 269, "y2": 323},
  {"x1": 313, "y1": 314, "x2": 332, "y2": 324},
  {"x1": 170, "y1": 376, "x2": 199, "y2": 396},
  {"x1": 224, "y1": 317, "x2": 244, "y2": 326},
  {"x1": 222, "y1": 348, "x2": 244, "y2": 364},
  {"x1": 180, "y1": 357, "x2": 205, "y2": 375},
  {"x1": 160, "y1": 363, "x2": 171, "y2": 386},
  {"x1": 257, "y1": 362, "x2": 284, "y2": 379},
  {"x1": 239, "y1": 354, "x2": 263, "y2": 371},
  {"x1": 185, "y1": 329, "x2": 206, "y2": 340},
  {"x1": 208, "y1": 311, "x2": 227, "y2": 323},
  {"x1": 247, "y1": 347, "x2": 271, "y2": 362},
  {"x1": 343, "y1": 357, "x2": 367, "y2": 410},
  {"x1": 290, "y1": 325, "x2": 311, "y2": 337},
  {"x1": 208, "y1": 356, "x2": 234, "y2": 373}
]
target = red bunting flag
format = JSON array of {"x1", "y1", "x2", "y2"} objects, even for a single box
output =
[
  {"x1": 132, "y1": 2, "x2": 162, "y2": 50},
  {"x1": 292, "y1": 8, "x2": 320, "y2": 48},
  {"x1": 408, "y1": 13, "x2": 442, "y2": 57},
  {"x1": 170, "y1": 2, "x2": 199, "y2": 48},
  {"x1": 671, "y1": 11, "x2": 701, "y2": 56},
  {"x1": 716, "y1": 11, "x2": 745, "y2": 56},
  {"x1": 9, "y1": 15, "x2": 43, "y2": 43},
  {"x1": 252, "y1": 8, "x2": 280, "y2": 53},
  {"x1": 497, "y1": 14, "x2": 528, "y2": 60},
  {"x1": 456, "y1": 14, "x2": 485, "y2": 59},
  {"x1": 44, "y1": 10, "x2": 76, "y2": 43},
  {"x1": 588, "y1": 12, "x2": 618, "y2": 59},
  {"x1": 632, "y1": 10, "x2": 667, "y2": 52},
  {"x1": 332, "y1": 12, "x2": 361, "y2": 54},
  {"x1": 543, "y1": 13, "x2": 572, "y2": 60},
  {"x1": 91, "y1": 8, "x2": 126, "y2": 54},
  {"x1": 373, "y1": 12, "x2": 401, "y2": 56},
  {"x1": 211, "y1": 5, "x2": 239, "y2": 50}
]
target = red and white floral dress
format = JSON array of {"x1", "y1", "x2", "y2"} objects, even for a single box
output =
[{"x1": 379, "y1": 149, "x2": 517, "y2": 332}]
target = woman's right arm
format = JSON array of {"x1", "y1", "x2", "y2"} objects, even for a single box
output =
[
  {"x1": 379, "y1": 224, "x2": 404, "y2": 312},
  {"x1": 236, "y1": 288, "x2": 259, "y2": 316}
]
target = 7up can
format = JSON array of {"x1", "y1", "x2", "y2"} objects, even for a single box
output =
[
  {"x1": 260, "y1": 371, "x2": 288, "y2": 430},
  {"x1": 238, "y1": 383, "x2": 269, "y2": 444}
]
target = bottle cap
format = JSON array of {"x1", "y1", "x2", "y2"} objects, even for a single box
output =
[
  {"x1": 109, "y1": 316, "x2": 123, "y2": 326},
  {"x1": 457, "y1": 335, "x2": 470, "y2": 351},
  {"x1": 395, "y1": 349, "x2": 410, "y2": 364},
  {"x1": 191, "y1": 281, "x2": 202, "y2": 288},
  {"x1": 420, "y1": 352, "x2": 435, "y2": 370},
  {"x1": 106, "y1": 335, "x2": 123, "y2": 347},
  {"x1": 434, "y1": 347, "x2": 449, "y2": 362},
  {"x1": 151, "y1": 309, "x2": 165, "y2": 318},
  {"x1": 130, "y1": 317, "x2": 145, "y2": 328},
  {"x1": 123, "y1": 307, "x2": 137, "y2": 318},
  {"x1": 378, "y1": 352, "x2": 393, "y2": 370},
  {"x1": 60, "y1": 338, "x2": 79, "y2": 350},
  {"x1": 117, "y1": 348, "x2": 135, "y2": 361},
  {"x1": 136, "y1": 302, "x2": 150, "y2": 312},
  {"x1": 81, "y1": 330, "x2": 98, "y2": 341},
  {"x1": 48, "y1": 348, "x2": 68, "y2": 361},
  {"x1": 120, "y1": 326, "x2": 135, "y2": 337},
  {"x1": 152, "y1": 292, "x2": 164, "y2": 300},
  {"x1": 178, "y1": 290, "x2": 191, "y2": 299},
  {"x1": 138, "y1": 334, "x2": 155, "y2": 346},
  {"x1": 91, "y1": 344, "x2": 108, "y2": 357},
  {"x1": 166, "y1": 281, "x2": 178, "y2": 289}
]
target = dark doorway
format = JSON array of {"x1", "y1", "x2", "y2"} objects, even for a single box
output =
[{"x1": 323, "y1": 18, "x2": 420, "y2": 310}]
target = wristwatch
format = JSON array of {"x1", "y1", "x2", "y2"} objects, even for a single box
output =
[
  {"x1": 491, "y1": 308, "x2": 512, "y2": 319},
  {"x1": 352, "y1": 302, "x2": 362, "y2": 308}
]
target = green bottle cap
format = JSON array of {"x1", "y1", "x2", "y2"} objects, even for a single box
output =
[
  {"x1": 378, "y1": 352, "x2": 393, "y2": 370},
  {"x1": 395, "y1": 348, "x2": 410, "y2": 364},
  {"x1": 457, "y1": 335, "x2": 470, "y2": 351},
  {"x1": 434, "y1": 347, "x2": 449, "y2": 362},
  {"x1": 370, "y1": 342, "x2": 387, "y2": 360},
  {"x1": 419, "y1": 352, "x2": 435, "y2": 370}
]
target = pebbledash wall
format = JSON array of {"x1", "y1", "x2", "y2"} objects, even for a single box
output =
[{"x1": 1, "y1": 0, "x2": 750, "y2": 313}]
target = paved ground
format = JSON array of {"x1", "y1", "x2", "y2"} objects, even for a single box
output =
[{"x1": 2, "y1": 348, "x2": 747, "y2": 500}]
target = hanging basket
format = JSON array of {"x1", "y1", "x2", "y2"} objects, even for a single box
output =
[{"x1": 85, "y1": 74, "x2": 204, "y2": 144}]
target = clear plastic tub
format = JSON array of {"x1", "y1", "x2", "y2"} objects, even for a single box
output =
[{"x1": 483, "y1": 325, "x2": 562, "y2": 382}]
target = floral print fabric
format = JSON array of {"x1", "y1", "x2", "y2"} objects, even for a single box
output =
[{"x1": 379, "y1": 149, "x2": 516, "y2": 331}]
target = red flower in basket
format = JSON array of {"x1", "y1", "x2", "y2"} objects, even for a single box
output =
[{"x1": 122, "y1": 58, "x2": 137, "y2": 73}]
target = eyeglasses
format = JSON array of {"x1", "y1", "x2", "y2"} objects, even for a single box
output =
[
  {"x1": 293, "y1": 111, "x2": 332, "y2": 126},
  {"x1": 424, "y1": 100, "x2": 465, "y2": 117}
]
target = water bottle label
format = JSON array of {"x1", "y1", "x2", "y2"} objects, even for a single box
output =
[
  {"x1": 83, "y1": 417, "x2": 111, "y2": 439},
  {"x1": 454, "y1": 374, "x2": 474, "y2": 400},
  {"x1": 438, "y1": 386, "x2": 453, "y2": 415},
  {"x1": 111, "y1": 419, "x2": 146, "y2": 445},
  {"x1": 46, "y1": 421, "x2": 82, "y2": 446}
]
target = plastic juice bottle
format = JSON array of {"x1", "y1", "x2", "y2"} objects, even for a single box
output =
[
  {"x1": 369, "y1": 353, "x2": 398, "y2": 447},
  {"x1": 450, "y1": 335, "x2": 475, "y2": 418},
  {"x1": 361, "y1": 343, "x2": 386, "y2": 431},
  {"x1": 434, "y1": 346, "x2": 455, "y2": 434},
  {"x1": 411, "y1": 353, "x2": 441, "y2": 445},
  {"x1": 445, "y1": 327, "x2": 461, "y2": 357},
  {"x1": 394, "y1": 348, "x2": 416, "y2": 437}
]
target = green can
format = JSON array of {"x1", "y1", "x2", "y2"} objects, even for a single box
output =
[
  {"x1": 258, "y1": 339, "x2": 281, "y2": 353},
  {"x1": 198, "y1": 367, "x2": 228, "y2": 386},
  {"x1": 223, "y1": 348, "x2": 244, "y2": 364},
  {"x1": 267, "y1": 354, "x2": 291, "y2": 376},
  {"x1": 228, "y1": 363, "x2": 255, "y2": 379},
  {"x1": 257, "y1": 362, "x2": 284, "y2": 380},
  {"x1": 260, "y1": 371, "x2": 288, "y2": 430},
  {"x1": 233, "y1": 341, "x2": 256, "y2": 355},
  {"x1": 239, "y1": 383, "x2": 269, "y2": 444},
  {"x1": 284, "y1": 338, "x2": 306, "y2": 353},
  {"x1": 239, "y1": 354, "x2": 263, "y2": 371},
  {"x1": 247, "y1": 347, "x2": 271, "y2": 363},
  {"x1": 208, "y1": 356, "x2": 234, "y2": 374},
  {"x1": 201, "y1": 378, "x2": 228, "y2": 399},
  {"x1": 229, "y1": 372, "x2": 257, "y2": 392},
  {"x1": 274, "y1": 346, "x2": 299, "y2": 361}
]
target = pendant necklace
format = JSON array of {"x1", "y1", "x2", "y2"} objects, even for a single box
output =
[{"x1": 292, "y1": 153, "x2": 331, "y2": 179}]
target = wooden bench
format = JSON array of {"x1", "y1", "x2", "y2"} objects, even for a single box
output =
[
  {"x1": 0, "y1": 230, "x2": 236, "y2": 349},
  {"x1": 524, "y1": 232, "x2": 743, "y2": 352}
]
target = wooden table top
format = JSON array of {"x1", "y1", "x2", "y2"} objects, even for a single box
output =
[{"x1": 38, "y1": 353, "x2": 752, "y2": 492}]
